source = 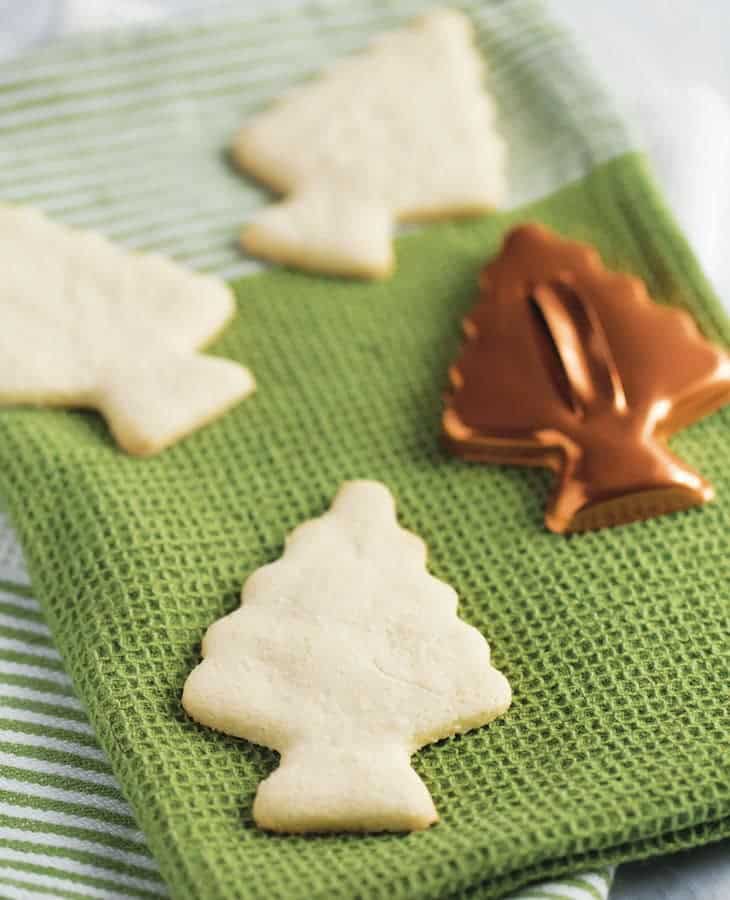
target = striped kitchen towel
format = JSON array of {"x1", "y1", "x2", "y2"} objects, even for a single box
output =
[{"x1": 0, "y1": 517, "x2": 166, "y2": 898}]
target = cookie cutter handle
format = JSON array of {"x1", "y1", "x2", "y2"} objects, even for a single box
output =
[{"x1": 530, "y1": 276, "x2": 627, "y2": 418}]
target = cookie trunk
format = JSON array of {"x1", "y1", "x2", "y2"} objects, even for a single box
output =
[
  {"x1": 253, "y1": 744, "x2": 437, "y2": 833},
  {"x1": 98, "y1": 353, "x2": 254, "y2": 456},
  {"x1": 241, "y1": 186, "x2": 395, "y2": 280}
]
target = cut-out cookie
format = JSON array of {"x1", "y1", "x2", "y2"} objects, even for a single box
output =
[
  {"x1": 233, "y1": 9, "x2": 506, "y2": 279},
  {"x1": 0, "y1": 205, "x2": 255, "y2": 456},
  {"x1": 183, "y1": 480, "x2": 511, "y2": 833}
]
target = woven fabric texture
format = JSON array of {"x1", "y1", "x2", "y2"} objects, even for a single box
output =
[{"x1": 0, "y1": 150, "x2": 729, "y2": 900}]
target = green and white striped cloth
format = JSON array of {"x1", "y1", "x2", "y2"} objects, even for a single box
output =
[
  {"x1": 0, "y1": 513, "x2": 167, "y2": 899},
  {"x1": 0, "y1": 0, "x2": 632, "y2": 896}
]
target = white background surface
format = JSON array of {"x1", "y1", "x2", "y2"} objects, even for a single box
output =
[
  {"x1": 551, "y1": 0, "x2": 730, "y2": 311},
  {"x1": 1, "y1": 2, "x2": 729, "y2": 898}
]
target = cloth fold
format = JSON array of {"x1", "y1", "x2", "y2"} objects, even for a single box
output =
[{"x1": 0, "y1": 2, "x2": 728, "y2": 899}]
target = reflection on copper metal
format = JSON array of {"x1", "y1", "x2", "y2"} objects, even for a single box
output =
[{"x1": 443, "y1": 223, "x2": 730, "y2": 533}]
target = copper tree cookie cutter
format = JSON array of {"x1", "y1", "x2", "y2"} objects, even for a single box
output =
[{"x1": 443, "y1": 223, "x2": 730, "y2": 533}]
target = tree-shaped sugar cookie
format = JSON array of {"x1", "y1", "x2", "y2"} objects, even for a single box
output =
[
  {"x1": 0, "y1": 205, "x2": 254, "y2": 455},
  {"x1": 233, "y1": 9, "x2": 506, "y2": 279},
  {"x1": 183, "y1": 480, "x2": 511, "y2": 833}
]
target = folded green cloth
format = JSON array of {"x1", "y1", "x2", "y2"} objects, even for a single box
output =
[{"x1": 1, "y1": 2, "x2": 729, "y2": 899}]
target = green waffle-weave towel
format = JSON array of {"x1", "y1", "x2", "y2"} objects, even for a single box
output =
[{"x1": 0, "y1": 1, "x2": 729, "y2": 899}]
